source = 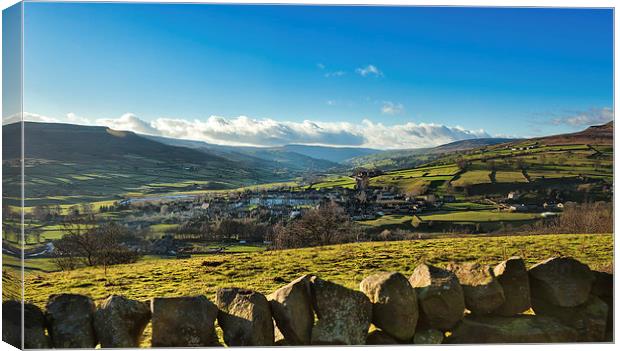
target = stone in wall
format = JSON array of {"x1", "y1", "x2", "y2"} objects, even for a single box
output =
[
  {"x1": 409, "y1": 263, "x2": 465, "y2": 330},
  {"x1": 2, "y1": 301, "x2": 50, "y2": 349},
  {"x1": 529, "y1": 257, "x2": 594, "y2": 307},
  {"x1": 94, "y1": 295, "x2": 151, "y2": 348},
  {"x1": 532, "y1": 294, "x2": 608, "y2": 342},
  {"x1": 447, "y1": 315, "x2": 578, "y2": 343},
  {"x1": 493, "y1": 257, "x2": 531, "y2": 316},
  {"x1": 46, "y1": 294, "x2": 97, "y2": 348},
  {"x1": 267, "y1": 275, "x2": 314, "y2": 345},
  {"x1": 365, "y1": 329, "x2": 399, "y2": 344},
  {"x1": 413, "y1": 329, "x2": 444, "y2": 344},
  {"x1": 360, "y1": 271, "x2": 418, "y2": 341},
  {"x1": 151, "y1": 295, "x2": 218, "y2": 347},
  {"x1": 216, "y1": 288, "x2": 274, "y2": 346},
  {"x1": 448, "y1": 262, "x2": 505, "y2": 315},
  {"x1": 590, "y1": 270, "x2": 613, "y2": 341},
  {"x1": 309, "y1": 276, "x2": 372, "y2": 345}
]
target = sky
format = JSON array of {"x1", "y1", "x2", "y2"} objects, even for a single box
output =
[{"x1": 3, "y1": 2, "x2": 614, "y2": 149}]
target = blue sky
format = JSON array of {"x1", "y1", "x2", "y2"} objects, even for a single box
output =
[{"x1": 9, "y1": 2, "x2": 615, "y2": 148}]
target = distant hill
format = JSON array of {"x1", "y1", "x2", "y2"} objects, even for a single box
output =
[
  {"x1": 346, "y1": 138, "x2": 516, "y2": 169},
  {"x1": 144, "y1": 136, "x2": 341, "y2": 172},
  {"x1": 532, "y1": 121, "x2": 613, "y2": 146},
  {"x1": 276, "y1": 144, "x2": 379, "y2": 163},
  {"x1": 429, "y1": 138, "x2": 518, "y2": 153},
  {"x1": 1, "y1": 122, "x2": 325, "y2": 202},
  {"x1": 3, "y1": 122, "x2": 232, "y2": 166},
  {"x1": 345, "y1": 121, "x2": 615, "y2": 171}
]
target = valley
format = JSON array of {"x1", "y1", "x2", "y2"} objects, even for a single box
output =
[{"x1": 1, "y1": 122, "x2": 613, "y2": 310}]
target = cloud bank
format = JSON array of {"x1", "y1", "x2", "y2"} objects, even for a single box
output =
[
  {"x1": 96, "y1": 114, "x2": 489, "y2": 149},
  {"x1": 9, "y1": 112, "x2": 492, "y2": 149}
]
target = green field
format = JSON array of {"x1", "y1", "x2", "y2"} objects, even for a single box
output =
[
  {"x1": 11, "y1": 228, "x2": 612, "y2": 347},
  {"x1": 451, "y1": 170, "x2": 491, "y2": 187},
  {"x1": 22, "y1": 233, "x2": 612, "y2": 310},
  {"x1": 310, "y1": 176, "x2": 356, "y2": 189},
  {"x1": 494, "y1": 171, "x2": 528, "y2": 183},
  {"x1": 419, "y1": 210, "x2": 540, "y2": 222},
  {"x1": 358, "y1": 214, "x2": 413, "y2": 227}
]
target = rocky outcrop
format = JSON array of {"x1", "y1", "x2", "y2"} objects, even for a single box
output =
[
  {"x1": 216, "y1": 288, "x2": 274, "y2": 346},
  {"x1": 310, "y1": 276, "x2": 372, "y2": 345},
  {"x1": 2, "y1": 301, "x2": 49, "y2": 349},
  {"x1": 360, "y1": 271, "x2": 418, "y2": 341},
  {"x1": 94, "y1": 295, "x2": 151, "y2": 348},
  {"x1": 529, "y1": 257, "x2": 595, "y2": 307},
  {"x1": 46, "y1": 294, "x2": 97, "y2": 348},
  {"x1": 493, "y1": 257, "x2": 531, "y2": 315},
  {"x1": 447, "y1": 315, "x2": 578, "y2": 343},
  {"x1": 151, "y1": 295, "x2": 219, "y2": 347},
  {"x1": 409, "y1": 264, "x2": 465, "y2": 330},
  {"x1": 267, "y1": 275, "x2": 314, "y2": 345}
]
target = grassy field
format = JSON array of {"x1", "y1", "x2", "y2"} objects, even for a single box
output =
[
  {"x1": 22, "y1": 233, "x2": 612, "y2": 309},
  {"x1": 358, "y1": 214, "x2": 413, "y2": 227},
  {"x1": 451, "y1": 170, "x2": 491, "y2": 187},
  {"x1": 14, "y1": 233, "x2": 612, "y2": 346},
  {"x1": 419, "y1": 210, "x2": 541, "y2": 222}
]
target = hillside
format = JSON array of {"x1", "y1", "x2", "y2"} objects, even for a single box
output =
[
  {"x1": 347, "y1": 138, "x2": 516, "y2": 170},
  {"x1": 313, "y1": 122, "x2": 612, "y2": 233},
  {"x1": 3, "y1": 122, "x2": 231, "y2": 164},
  {"x1": 532, "y1": 121, "x2": 613, "y2": 146},
  {"x1": 277, "y1": 144, "x2": 379, "y2": 163},
  {"x1": 146, "y1": 135, "x2": 364, "y2": 168},
  {"x1": 1, "y1": 123, "x2": 300, "y2": 205}
]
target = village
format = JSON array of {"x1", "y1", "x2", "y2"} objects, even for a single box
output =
[{"x1": 110, "y1": 169, "x2": 566, "y2": 243}]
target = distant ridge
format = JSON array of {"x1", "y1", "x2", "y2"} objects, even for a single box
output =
[
  {"x1": 532, "y1": 121, "x2": 613, "y2": 146},
  {"x1": 2, "y1": 122, "x2": 231, "y2": 166},
  {"x1": 346, "y1": 137, "x2": 517, "y2": 169}
]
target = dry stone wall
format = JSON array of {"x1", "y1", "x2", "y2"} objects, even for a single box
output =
[{"x1": 2, "y1": 256, "x2": 613, "y2": 348}]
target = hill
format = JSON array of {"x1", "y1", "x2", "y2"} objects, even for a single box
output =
[
  {"x1": 532, "y1": 121, "x2": 613, "y2": 146},
  {"x1": 277, "y1": 144, "x2": 379, "y2": 163},
  {"x1": 3, "y1": 122, "x2": 232, "y2": 165},
  {"x1": 1, "y1": 122, "x2": 305, "y2": 205},
  {"x1": 347, "y1": 138, "x2": 516, "y2": 170},
  {"x1": 145, "y1": 135, "x2": 340, "y2": 172},
  {"x1": 313, "y1": 122, "x2": 613, "y2": 226}
]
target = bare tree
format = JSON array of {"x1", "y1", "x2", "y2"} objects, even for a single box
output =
[
  {"x1": 52, "y1": 218, "x2": 140, "y2": 271},
  {"x1": 270, "y1": 202, "x2": 360, "y2": 249}
]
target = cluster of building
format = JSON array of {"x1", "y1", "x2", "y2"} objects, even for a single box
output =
[{"x1": 504, "y1": 191, "x2": 564, "y2": 213}]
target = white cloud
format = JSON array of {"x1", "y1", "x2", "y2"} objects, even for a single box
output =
[
  {"x1": 324, "y1": 70, "x2": 346, "y2": 78},
  {"x1": 317, "y1": 63, "x2": 346, "y2": 78},
  {"x1": 2, "y1": 112, "x2": 59, "y2": 125},
  {"x1": 551, "y1": 107, "x2": 613, "y2": 127},
  {"x1": 66, "y1": 112, "x2": 91, "y2": 125},
  {"x1": 96, "y1": 113, "x2": 161, "y2": 135},
  {"x1": 359, "y1": 120, "x2": 489, "y2": 149},
  {"x1": 356, "y1": 64, "x2": 383, "y2": 77},
  {"x1": 95, "y1": 114, "x2": 490, "y2": 149},
  {"x1": 381, "y1": 101, "x2": 404, "y2": 115},
  {"x1": 8, "y1": 111, "x2": 493, "y2": 149}
]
